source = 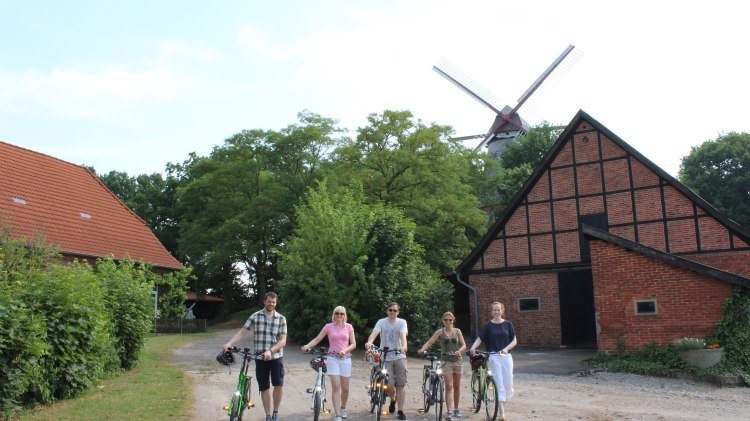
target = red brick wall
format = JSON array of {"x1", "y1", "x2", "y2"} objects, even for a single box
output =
[
  {"x1": 469, "y1": 272, "x2": 561, "y2": 347},
  {"x1": 590, "y1": 241, "x2": 733, "y2": 352}
]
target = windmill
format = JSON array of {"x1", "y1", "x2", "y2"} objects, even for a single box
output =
[{"x1": 433, "y1": 45, "x2": 580, "y2": 160}]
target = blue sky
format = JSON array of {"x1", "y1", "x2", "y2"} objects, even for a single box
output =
[{"x1": 2, "y1": 0, "x2": 749, "y2": 177}]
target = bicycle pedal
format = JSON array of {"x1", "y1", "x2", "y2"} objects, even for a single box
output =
[{"x1": 306, "y1": 388, "x2": 314, "y2": 393}]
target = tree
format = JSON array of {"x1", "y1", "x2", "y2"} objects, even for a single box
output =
[
  {"x1": 277, "y1": 182, "x2": 449, "y2": 342},
  {"x1": 679, "y1": 132, "x2": 750, "y2": 228},
  {"x1": 333, "y1": 110, "x2": 488, "y2": 272},
  {"x1": 177, "y1": 112, "x2": 342, "y2": 304},
  {"x1": 97, "y1": 169, "x2": 184, "y2": 256}
]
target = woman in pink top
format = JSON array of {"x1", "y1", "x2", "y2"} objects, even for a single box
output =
[{"x1": 302, "y1": 306, "x2": 356, "y2": 421}]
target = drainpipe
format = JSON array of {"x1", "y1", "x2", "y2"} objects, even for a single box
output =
[{"x1": 454, "y1": 271, "x2": 480, "y2": 340}]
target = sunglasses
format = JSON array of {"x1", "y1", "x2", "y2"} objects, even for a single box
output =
[
  {"x1": 334, "y1": 312, "x2": 345, "y2": 315},
  {"x1": 443, "y1": 318, "x2": 454, "y2": 322},
  {"x1": 387, "y1": 308, "x2": 399, "y2": 312}
]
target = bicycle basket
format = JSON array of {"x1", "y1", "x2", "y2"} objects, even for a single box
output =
[
  {"x1": 216, "y1": 351, "x2": 235, "y2": 366},
  {"x1": 309, "y1": 356, "x2": 327, "y2": 372},
  {"x1": 469, "y1": 354, "x2": 485, "y2": 370},
  {"x1": 364, "y1": 349, "x2": 380, "y2": 363}
]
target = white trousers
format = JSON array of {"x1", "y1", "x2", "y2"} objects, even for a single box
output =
[{"x1": 489, "y1": 353, "x2": 514, "y2": 401}]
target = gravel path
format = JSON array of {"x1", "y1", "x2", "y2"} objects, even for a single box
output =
[{"x1": 172, "y1": 329, "x2": 749, "y2": 420}]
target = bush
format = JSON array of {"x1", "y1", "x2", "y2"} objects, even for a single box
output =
[
  {"x1": 155, "y1": 268, "x2": 191, "y2": 319},
  {"x1": 96, "y1": 259, "x2": 155, "y2": 370},
  {"x1": 0, "y1": 296, "x2": 47, "y2": 413},
  {"x1": 0, "y1": 233, "x2": 163, "y2": 413},
  {"x1": 713, "y1": 286, "x2": 750, "y2": 381}
]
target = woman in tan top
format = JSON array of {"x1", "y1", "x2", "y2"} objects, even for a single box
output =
[{"x1": 418, "y1": 311, "x2": 467, "y2": 420}]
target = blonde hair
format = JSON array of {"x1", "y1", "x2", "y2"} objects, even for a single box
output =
[
  {"x1": 491, "y1": 302, "x2": 505, "y2": 315},
  {"x1": 332, "y1": 306, "x2": 347, "y2": 324},
  {"x1": 442, "y1": 311, "x2": 456, "y2": 321}
]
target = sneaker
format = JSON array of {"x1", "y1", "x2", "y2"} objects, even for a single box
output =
[
  {"x1": 445, "y1": 411, "x2": 453, "y2": 420},
  {"x1": 397, "y1": 410, "x2": 407, "y2": 420},
  {"x1": 341, "y1": 408, "x2": 348, "y2": 418},
  {"x1": 453, "y1": 409, "x2": 463, "y2": 418},
  {"x1": 265, "y1": 416, "x2": 271, "y2": 421},
  {"x1": 272, "y1": 412, "x2": 280, "y2": 421},
  {"x1": 389, "y1": 399, "x2": 397, "y2": 414},
  {"x1": 334, "y1": 417, "x2": 342, "y2": 421}
]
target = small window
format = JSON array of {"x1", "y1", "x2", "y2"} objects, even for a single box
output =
[
  {"x1": 635, "y1": 299, "x2": 657, "y2": 316},
  {"x1": 518, "y1": 297, "x2": 540, "y2": 312},
  {"x1": 79, "y1": 212, "x2": 92, "y2": 219},
  {"x1": 11, "y1": 196, "x2": 27, "y2": 205}
]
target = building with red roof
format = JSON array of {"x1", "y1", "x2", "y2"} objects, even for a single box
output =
[{"x1": 0, "y1": 140, "x2": 182, "y2": 272}]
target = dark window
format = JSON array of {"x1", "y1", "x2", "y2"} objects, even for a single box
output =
[
  {"x1": 635, "y1": 299, "x2": 657, "y2": 315},
  {"x1": 518, "y1": 297, "x2": 540, "y2": 312}
]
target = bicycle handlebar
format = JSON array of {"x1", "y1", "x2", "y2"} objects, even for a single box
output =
[{"x1": 228, "y1": 347, "x2": 265, "y2": 359}]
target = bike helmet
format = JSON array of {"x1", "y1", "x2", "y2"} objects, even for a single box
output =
[
  {"x1": 364, "y1": 348, "x2": 380, "y2": 363},
  {"x1": 309, "y1": 356, "x2": 327, "y2": 372},
  {"x1": 216, "y1": 350, "x2": 235, "y2": 366},
  {"x1": 469, "y1": 353, "x2": 485, "y2": 370}
]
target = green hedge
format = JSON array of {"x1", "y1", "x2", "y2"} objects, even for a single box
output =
[{"x1": 0, "y1": 234, "x2": 186, "y2": 415}]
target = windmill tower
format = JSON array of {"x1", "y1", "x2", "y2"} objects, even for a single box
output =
[{"x1": 433, "y1": 45, "x2": 579, "y2": 161}]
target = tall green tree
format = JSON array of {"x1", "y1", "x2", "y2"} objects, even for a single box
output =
[
  {"x1": 277, "y1": 182, "x2": 449, "y2": 342},
  {"x1": 679, "y1": 132, "x2": 750, "y2": 228},
  {"x1": 333, "y1": 110, "x2": 487, "y2": 272},
  {"x1": 177, "y1": 112, "x2": 341, "y2": 304}
]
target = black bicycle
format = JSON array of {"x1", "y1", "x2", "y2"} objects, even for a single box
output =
[
  {"x1": 419, "y1": 351, "x2": 452, "y2": 421},
  {"x1": 365, "y1": 346, "x2": 401, "y2": 421},
  {"x1": 220, "y1": 347, "x2": 263, "y2": 421}
]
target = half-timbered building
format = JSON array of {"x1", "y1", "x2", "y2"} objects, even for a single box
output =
[{"x1": 454, "y1": 110, "x2": 750, "y2": 351}]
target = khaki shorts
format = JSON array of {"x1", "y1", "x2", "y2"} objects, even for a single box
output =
[
  {"x1": 385, "y1": 359, "x2": 408, "y2": 386},
  {"x1": 440, "y1": 359, "x2": 464, "y2": 375}
]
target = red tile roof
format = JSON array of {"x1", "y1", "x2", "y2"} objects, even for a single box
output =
[{"x1": 0, "y1": 140, "x2": 183, "y2": 270}]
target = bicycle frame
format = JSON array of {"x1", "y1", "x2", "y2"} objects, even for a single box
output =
[
  {"x1": 305, "y1": 347, "x2": 330, "y2": 421},
  {"x1": 469, "y1": 351, "x2": 500, "y2": 421},
  {"x1": 223, "y1": 347, "x2": 260, "y2": 421},
  {"x1": 420, "y1": 351, "x2": 449, "y2": 420},
  {"x1": 366, "y1": 346, "x2": 401, "y2": 421}
]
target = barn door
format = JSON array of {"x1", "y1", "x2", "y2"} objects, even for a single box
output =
[{"x1": 558, "y1": 270, "x2": 597, "y2": 348}]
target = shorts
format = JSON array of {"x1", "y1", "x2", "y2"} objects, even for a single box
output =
[
  {"x1": 326, "y1": 356, "x2": 352, "y2": 377},
  {"x1": 385, "y1": 358, "x2": 408, "y2": 386},
  {"x1": 255, "y1": 358, "x2": 284, "y2": 391},
  {"x1": 440, "y1": 358, "x2": 464, "y2": 375}
]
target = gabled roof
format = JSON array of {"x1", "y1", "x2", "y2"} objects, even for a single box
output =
[
  {"x1": 457, "y1": 109, "x2": 750, "y2": 273},
  {"x1": 582, "y1": 224, "x2": 750, "y2": 288},
  {"x1": 0, "y1": 141, "x2": 183, "y2": 270}
]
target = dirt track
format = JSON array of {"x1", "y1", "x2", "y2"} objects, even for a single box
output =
[{"x1": 172, "y1": 329, "x2": 749, "y2": 420}]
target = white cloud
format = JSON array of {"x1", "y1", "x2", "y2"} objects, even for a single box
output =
[{"x1": 0, "y1": 42, "x2": 218, "y2": 119}]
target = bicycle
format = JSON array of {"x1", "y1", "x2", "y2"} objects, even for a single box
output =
[
  {"x1": 469, "y1": 351, "x2": 500, "y2": 421},
  {"x1": 365, "y1": 346, "x2": 401, "y2": 421},
  {"x1": 419, "y1": 351, "x2": 451, "y2": 421},
  {"x1": 305, "y1": 347, "x2": 332, "y2": 421},
  {"x1": 221, "y1": 347, "x2": 263, "y2": 421}
]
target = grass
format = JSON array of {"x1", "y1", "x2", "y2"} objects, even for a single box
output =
[{"x1": 20, "y1": 332, "x2": 214, "y2": 421}]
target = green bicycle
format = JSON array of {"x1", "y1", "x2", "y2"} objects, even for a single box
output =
[
  {"x1": 219, "y1": 347, "x2": 262, "y2": 421},
  {"x1": 469, "y1": 351, "x2": 500, "y2": 421}
]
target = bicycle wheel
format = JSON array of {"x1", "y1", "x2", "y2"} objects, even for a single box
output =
[
  {"x1": 484, "y1": 375, "x2": 498, "y2": 421},
  {"x1": 376, "y1": 375, "x2": 387, "y2": 421},
  {"x1": 433, "y1": 376, "x2": 444, "y2": 421},
  {"x1": 422, "y1": 368, "x2": 431, "y2": 412},
  {"x1": 369, "y1": 368, "x2": 379, "y2": 413},
  {"x1": 470, "y1": 369, "x2": 482, "y2": 413},
  {"x1": 313, "y1": 390, "x2": 321, "y2": 421},
  {"x1": 229, "y1": 394, "x2": 242, "y2": 421}
]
